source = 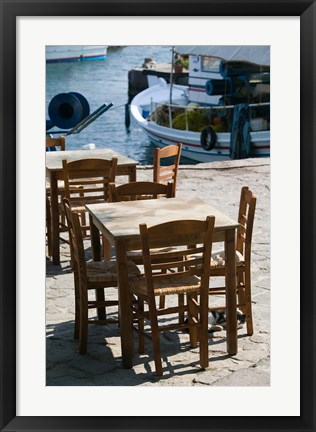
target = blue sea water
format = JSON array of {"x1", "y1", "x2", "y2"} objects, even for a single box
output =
[{"x1": 46, "y1": 46, "x2": 193, "y2": 165}]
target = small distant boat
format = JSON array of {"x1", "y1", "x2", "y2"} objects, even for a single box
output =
[
  {"x1": 46, "y1": 45, "x2": 108, "y2": 63},
  {"x1": 131, "y1": 45, "x2": 270, "y2": 163}
]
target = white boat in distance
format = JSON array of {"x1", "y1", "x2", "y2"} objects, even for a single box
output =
[
  {"x1": 46, "y1": 45, "x2": 107, "y2": 63},
  {"x1": 131, "y1": 46, "x2": 270, "y2": 163}
]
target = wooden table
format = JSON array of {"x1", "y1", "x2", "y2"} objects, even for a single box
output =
[
  {"x1": 46, "y1": 148, "x2": 138, "y2": 265},
  {"x1": 86, "y1": 197, "x2": 240, "y2": 368}
]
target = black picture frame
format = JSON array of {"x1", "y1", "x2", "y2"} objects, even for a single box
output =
[{"x1": 1, "y1": 1, "x2": 315, "y2": 431}]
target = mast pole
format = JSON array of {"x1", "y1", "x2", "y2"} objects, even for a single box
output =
[{"x1": 169, "y1": 46, "x2": 174, "y2": 128}]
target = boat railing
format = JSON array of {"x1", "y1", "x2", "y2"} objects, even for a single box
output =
[{"x1": 150, "y1": 100, "x2": 270, "y2": 132}]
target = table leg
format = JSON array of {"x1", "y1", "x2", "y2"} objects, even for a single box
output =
[
  {"x1": 116, "y1": 238, "x2": 134, "y2": 368},
  {"x1": 89, "y1": 214, "x2": 101, "y2": 261},
  {"x1": 103, "y1": 237, "x2": 111, "y2": 261},
  {"x1": 89, "y1": 215, "x2": 106, "y2": 320},
  {"x1": 128, "y1": 166, "x2": 137, "y2": 183},
  {"x1": 225, "y1": 229, "x2": 238, "y2": 355},
  {"x1": 50, "y1": 172, "x2": 60, "y2": 265}
]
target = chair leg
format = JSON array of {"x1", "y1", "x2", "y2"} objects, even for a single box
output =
[
  {"x1": 59, "y1": 193, "x2": 66, "y2": 228},
  {"x1": 80, "y1": 211, "x2": 88, "y2": 237},
  {"x1": 95, "y1": 289, "x2": 106, "y2": 321},
  {"x1": 237, "y1": 268, "x2": 253, "y2": 336},
  {"x1": 237, "y1": 269, "x2": 246, "y2": 309},
  {"x1": 138, "y1": 298, "x2": 145, "y2": 354},
  {"x1": 244, "y1": 268, "x2": 254, "y2": 336},
  {"x1": 158, "y1": 295, "x2": 165, "y2": 309},
  {"x1": 147, "y1": 297, "x2": 163, "y2": 376},
  {"x1": 46, "y1": 196, "x2": 52, "y2": 256},
  {"x1": 79, "y1": 309, "x2": 88, "y2": 355},
  {"x1": 73, "y1": 272, "x2": 80, "y2": 340},
  {"x1": 187, "y1": 294, "x2": 198, "y2": 348},
  {"x1": 199, "y1": 301, "x2": 209, "y2": 370},
  {"x1": 159, "y1": 268, "x2": 167, "y2": 309},
  {"x1": 178, "y1": 294, "x2": 185, "y2": 324},
  {"x1": 177, "y1": 260, "x2": 185, "y2": 323},
  {"x1": 79, "y1": 288, "x2": 88, "y2": 354}
]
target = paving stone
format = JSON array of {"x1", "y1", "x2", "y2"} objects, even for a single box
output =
[{"x1": 211, "y1": 363, "x2": 270, "y2": 386}]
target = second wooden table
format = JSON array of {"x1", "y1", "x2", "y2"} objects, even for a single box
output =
[{"x1": 46, "y1": 148, "x2": 138, "y2": 264}]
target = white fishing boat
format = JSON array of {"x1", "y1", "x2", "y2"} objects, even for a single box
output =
[
  {"x1": 130, "y1": 46, "x2": 270, "y2": 163},
  {"x1": 46, "y1": 45, "x2": 108, "y2": 63}
]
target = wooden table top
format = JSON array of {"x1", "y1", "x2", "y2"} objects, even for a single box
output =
[
  {"x1": 86, "y1": 197, "x2": 239, "y2": 242},
  {"x1": 46, "y1": 148, "x2": 138, "y2": 171}
]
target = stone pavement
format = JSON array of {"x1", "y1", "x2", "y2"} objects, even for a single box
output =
[{"x1": 46, "y1": 158, "x2": 270, "y2": 386}]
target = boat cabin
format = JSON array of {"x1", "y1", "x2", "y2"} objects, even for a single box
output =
[
  {"x1": 174, "y1": 45, "x2": 270, "y2": 132},
  {"x1": 176, "y1": 47, "x2": 270, "y2": 107}
]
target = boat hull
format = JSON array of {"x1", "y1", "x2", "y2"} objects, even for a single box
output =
[
  {"x1": 131, "y1": 83, "x2": 270, "y2": 163},
  {"x1": 139, "y1": 121, "x2": 270, "y2": 163},
  {"x1": 46, "y1": 45, "x2": 107, "y2": 63}
]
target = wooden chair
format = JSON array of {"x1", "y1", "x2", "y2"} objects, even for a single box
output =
[
  {"x1": 153, "y1": 143, "x2": 182, "y2": 197},
  {"x1": 62, "y1": 157, "x2": 117, "y2": 238},
  {"x1": 129, "y1": 216, "x2": 215, "y2": 376},
  {"x1": 62, "y1": 198, "x2": 141, "y2": 354},
  {"x1": 46, "y1": 136, "x2": 66, "y2": 256},
  {"x1": 46, "y1": 135, "x2": 66, "y2": 151},
  {"x1": 109, "y1": 181, "x2": 176, "y2": 312},
  {"x1": 209, "y1": 186, "x2": 257, "y2": 335},
  {"x1": 109, "y1": 181, "x2": 173, "y2": 202},
  {"x1": 108, "y1": 180, "x2": 173, "y2": 266}
]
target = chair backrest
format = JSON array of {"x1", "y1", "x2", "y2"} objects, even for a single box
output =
[
  {"x1": 153, "y1": 143, "x2": 182, "y2": 197},
  {"x1": 46, "y1": 136, "x2": 66, "y2": 151},
  {"x1": 236, "y1": 186, "x2": 257, "y2": 259},
  {"x1": 62, "y1": 157, "x2": 117, "y2": 206},
  {"x1": 139, "y1": 216, "x2": 215, "y2": 296},
  {"x1": 62, "y1": 198, "x2": 87, "y2": 285},
  {"x1": 109, "y1": 181, "x2": 173, "y2": 202}
]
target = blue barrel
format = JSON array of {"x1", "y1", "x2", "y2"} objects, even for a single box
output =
[
  {"x1": 48, "y1": 92, "x2": 90, "y2": 129},
  {"x1": 68, "y1": 92, "x2": 90, "y2": 119},
  {"x1": 205, "y1": 78, "x2": 233, "y2": 96}
]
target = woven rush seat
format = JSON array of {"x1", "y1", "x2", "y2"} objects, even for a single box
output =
[
  {"x1": 129, "y1": 273, "x2": 201, "y2": 297},
  {"x1": 86, "y1": 260, "x2": 141, "y2": 283}
]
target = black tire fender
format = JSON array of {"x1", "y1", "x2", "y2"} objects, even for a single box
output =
[{"x1": 200, "y1": 126, "x2": 217, "y2": 151}]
